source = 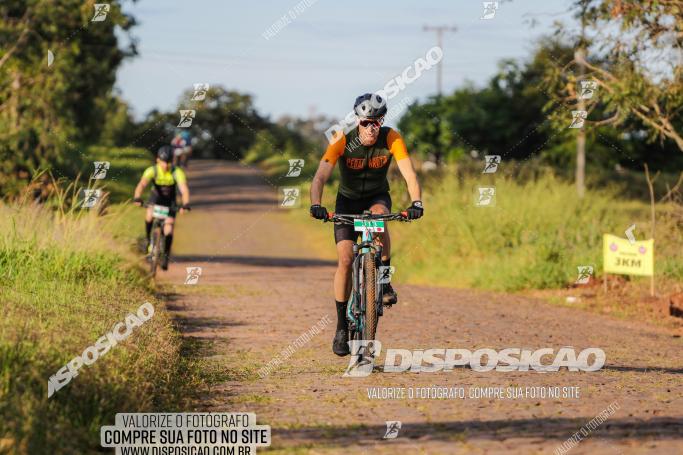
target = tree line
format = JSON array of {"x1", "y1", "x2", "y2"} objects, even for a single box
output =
[{"x1": 1, "y1": 0, "x2": 680, "y2": 198}]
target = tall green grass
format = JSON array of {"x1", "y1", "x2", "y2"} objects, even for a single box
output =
[
  {"x1": 0, "y1": 154, "x2": 204, "y2": 454},
  {"x1": 389, "y1": 172, "x2": 682, "y2": 290},
  {"x1": 291, "y1": 168, "x2": 682, "y2": 292}
]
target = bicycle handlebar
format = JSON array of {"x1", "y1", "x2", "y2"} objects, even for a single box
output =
[
  {"x1": 137, "y1": 202, "x2": 190, "y2": 211},
  {"x1": 325, "y1": 212, "x2": 409, "y2": 224}
]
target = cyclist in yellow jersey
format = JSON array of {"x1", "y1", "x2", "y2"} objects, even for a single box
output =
[
  {"x1": 133, "y1": 146, "x2": 191, "y2": 270},
  {"x1": 310, "y1": 93, "x2": 423, "y2": 356}
]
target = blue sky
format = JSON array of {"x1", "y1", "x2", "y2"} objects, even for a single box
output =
[{"x1": 117, "y1": 0, "x2": 574, "y2": 123}]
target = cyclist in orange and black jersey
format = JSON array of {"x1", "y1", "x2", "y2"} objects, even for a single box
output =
[{"x1": 309, "y1": 93, "x2": 423, "y2": 356}]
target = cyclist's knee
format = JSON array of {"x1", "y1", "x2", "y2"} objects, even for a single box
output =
[{"x1": 337, "y1": 254, "x2": 353, "y2": 269}]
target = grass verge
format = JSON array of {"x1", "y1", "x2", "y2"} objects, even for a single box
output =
[
  {"x1": 0, "y1": 148, "x2": 208, "y2": 454},
  {"x1": 290, "y1": 169, "x2": 682, "y2": 293}
]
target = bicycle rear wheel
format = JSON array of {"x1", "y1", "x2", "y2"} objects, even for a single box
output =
[
  {"x1": 150, "y1": 223, "x2": 162, "y2": 277},
  {"x1": 362, "y1": 252, "x2": 377, "y2": 341}
]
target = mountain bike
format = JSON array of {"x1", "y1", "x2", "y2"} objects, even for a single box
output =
[
  {"x1": 325, "y1": 211, "x2": 410, "y2": 344},
  {"x1": 147, "y1": 204, "x2": 171, "y2": 277}
]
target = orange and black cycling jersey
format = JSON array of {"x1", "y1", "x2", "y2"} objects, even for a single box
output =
[{"x1": 322, "y1": 126, "x2": 409, "y2": 199}]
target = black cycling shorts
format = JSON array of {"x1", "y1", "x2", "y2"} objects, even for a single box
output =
[
  {"x1": 147, "y1": 192, "x2": 177, "y2": 218},
  {"x1": 333, "y1": 191, "x2": 392, "y2": 243}
]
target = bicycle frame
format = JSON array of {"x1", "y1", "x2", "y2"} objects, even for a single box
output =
[
  {"x1": 146, "y1": 204, "x2": 172, "y2": 277},
  {"x1": 347, "y1": 226, "x2": 381, "y2": 335},
  {"x1": 326, "y1": 211, "x2": 407, "y2": 340}
]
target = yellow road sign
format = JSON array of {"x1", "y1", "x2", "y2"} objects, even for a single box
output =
[{"x1": 603, "y1": 234, "x2": 654, "y2": 276}]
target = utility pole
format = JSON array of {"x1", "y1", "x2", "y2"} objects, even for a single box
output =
[
  {"x1": 575, "y1": 0, "x2": 588, "y2": 199},
  {"x1": 423, "y1": 25, "x2": 456, "y2": 96}
]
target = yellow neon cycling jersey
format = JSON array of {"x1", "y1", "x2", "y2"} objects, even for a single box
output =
[
  {"x1": 142, "y1": 164, "x2": 187, "y2": 202},
  {"x1": 142, "y1": 165, "x2": 187, "y2": 186}
]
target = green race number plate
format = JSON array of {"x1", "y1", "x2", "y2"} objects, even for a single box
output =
[
  {"x1": 152, "y1": 205, "x2": 170, "y2": 219},
  {"x1": 354, "y1": 219, "x2": 385, "y2": 232}
]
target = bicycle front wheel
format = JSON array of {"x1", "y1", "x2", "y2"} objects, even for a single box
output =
[
  {"x1": 150, "y1": 224, "x2": 162, "y2": 277},
  {"x1": 362, "y1": 252, "x2": 377, "y2": 341}
]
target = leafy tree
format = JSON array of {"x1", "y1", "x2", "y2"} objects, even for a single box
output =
[
  {"x1": 547, "y1": 0, "x2": 683, "y2": 151},
  {"x1": 399, "y1": 42, "x2": 560, "y2": 165},
  {"x1": 98, "y1": 90, "x2": 137, "y2": 146},
  {"x1": 175, "y1": 86, "x2": 267, "y2": 159},
  {"x1": 0, "y1": 0, "x2": 137, "y2": 193},
  {"x1": 399, "y1": 37, "x2": 683, "y2": 177},
  {"x1": 134, "y1": 86, "x2": 326, "y2": 165}
]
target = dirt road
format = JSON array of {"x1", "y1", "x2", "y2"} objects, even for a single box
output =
[{"x1": 160, "y1": 160, "x2": 683, "y2": 454}]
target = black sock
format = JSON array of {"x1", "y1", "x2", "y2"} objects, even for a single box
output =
[
  {"x1": 145, "y1": 221, "x2": 152, "y2": 242},
  {"x1": 335, "y1": 300, "x2": 348, "y2": 331},
  {"x1": 164, "y1": 233, "x2": 173, "y2": 256}
]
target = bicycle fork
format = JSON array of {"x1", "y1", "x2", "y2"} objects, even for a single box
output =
[
  {"x1": 346, "y1": 245, "x2": 362, "y2": 335},
  {"x1": 346, "y1": 241, "x2": 385, "y2": 337}
]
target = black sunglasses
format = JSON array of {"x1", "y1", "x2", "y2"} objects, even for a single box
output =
[{"x1": 359, "y1": 119, "x2": 382, "y2": 128}]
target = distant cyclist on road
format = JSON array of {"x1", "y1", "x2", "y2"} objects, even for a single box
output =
[
  {"x1": 171, "y1": 130, "x2": 193, "y2": 168},
  {"x1": 309, "y1": 93, "x2": 423, "y2": 356},
  {"x1": 133, "y1": 146, "x2": 191, "y2": 270}
]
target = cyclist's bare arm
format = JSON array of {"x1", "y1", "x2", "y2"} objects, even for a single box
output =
[
  {"x1": 312, "y1": 135, "x2": 345, "y2": 206},
  {"x1": 310, "y1": 161, "x2": 334, "y2": 206},
  {"x1": 178, "y1": 181, "x2": 190, "y2": 206},
  {"x1": 134, "y1": 177, "x2": 150, "y2": 201},
  {"x1": 397, "y1": 158, "x2": 422, "y2": 202}
]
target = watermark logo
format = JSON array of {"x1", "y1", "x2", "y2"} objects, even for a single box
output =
[
  {"x1": 554, "y1": 401, "x2": 620, "y2": 455},
  {"x1": 569, "y1": 110, "x2": 587, "y2": 128},
  {"x1": 101, "y1": 412, "x2": 271, "y2": 452},
  {"x1": 381, "y1": 347, "x2": 605, "y2": 374},
  {"x1": 379, "y1": 266, "x2": 395, "y2": 284},
  {"x1": 480, "y1": 1, "x2": 499, "y2": 20},
  {"x1": 91, "y1": 161, "x2": 110, "y2": 179},
  {"x1": 625, "y1": 224, "x2": 636, "y2": 244},
  {"x1": 482, "y1": 155, "x2": 501, "y2": 174},
  {"x1": 280, "y1": 187, "x2": 300, "y2": 208},
  {"x1": 474, "y1": 186, "x2": 496, "y2": 207},
  {"x1": 383, "y1": 421, "x2": 402, "y2": 439},
  {"x1": 262, "y1": 0, "x2": 319, "y2": 40},
  {"x1": 177, "y1": 110, "x2": 196, "y2": 128},
  {"x1": 575, "y1": 265, "x2": 593, "y2": 284},
  {"x1": 48, "y1": 302, "x2": 155, "y2": 397},
  {"x1": 81, "y1": 189, "x2": 102, "y2": 208},
  {"x1": 325, "y1": 47, "x2": 443, "y2": 144},
  {"x1": 579, "y1": 80, "x2": 597, "y2": 100},
  {"x1": 91, "y1": 3, "x2": 110, "y2": 22},
  {"x1": 344, "y1": 340, "x2": 381, "y2": 378},
  {"x1": 185, "y1": 267, "x2": 202, "y2": 285},
  {"x1": 191, "y1": 83, "x2": 209, "y2": 101},
  {"x1": 286, "y1": 159, "x2": 305, "y2": 177},
  {"x1": 258, "y1": 315, "x2": 332, "y2": 378}
]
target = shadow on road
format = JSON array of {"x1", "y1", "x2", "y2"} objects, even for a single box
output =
[
  {"x1": 602, "y1": 365, "x2": 683, "y2": 375},
  {"x1": 189, "y1": 197, "x2": 277, "y2": 208},
  {"x1": 171, "y1": 255, "x2": 336, "y2": 268},
  {"x1": 173, "y1": 315, "x2": 246, "y2": 334},
  {"x1": 275, "y1": 417, "x2": 683, "y2": 446}
]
